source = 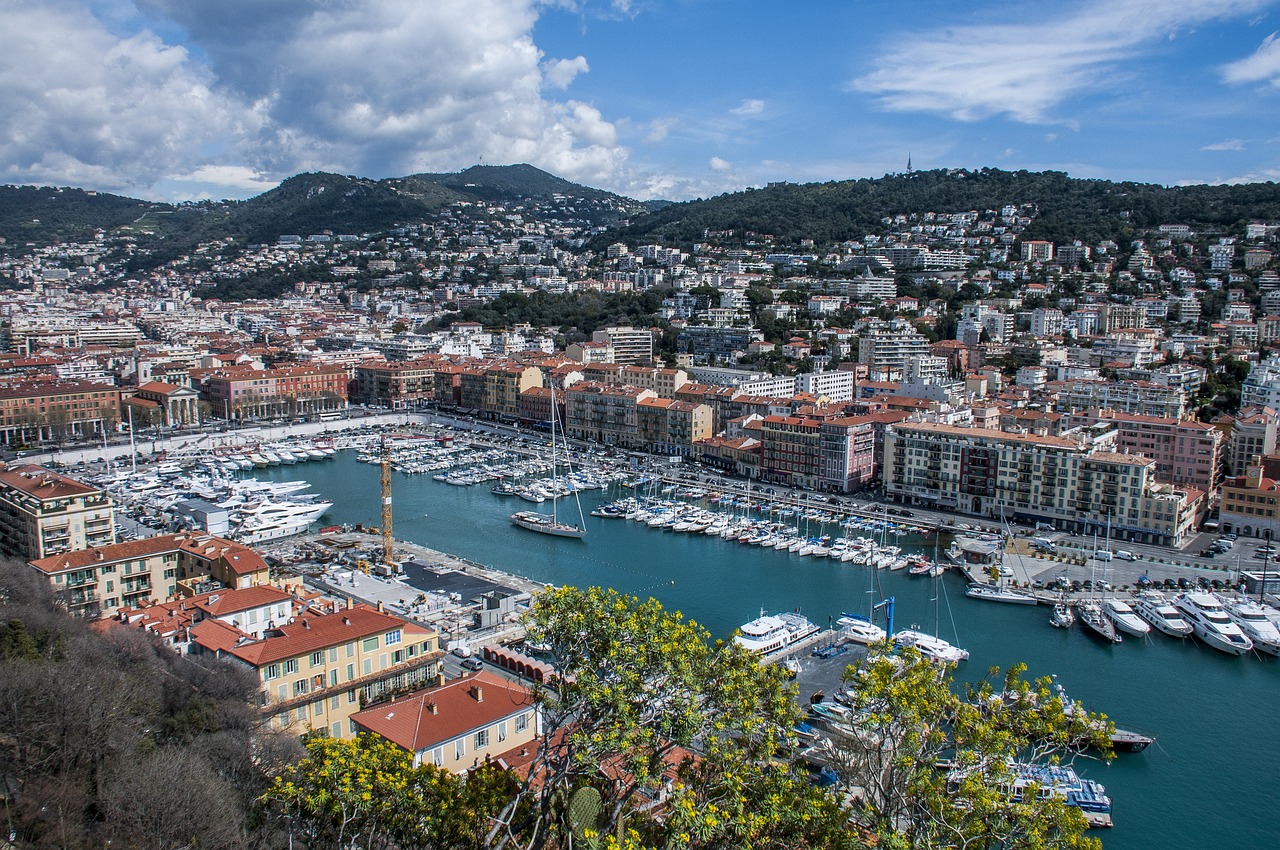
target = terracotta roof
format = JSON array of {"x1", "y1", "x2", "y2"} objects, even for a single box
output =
[
  {"x1": 0, "y1": 465, "x2": 100, "y2": 500},
  {"x1": 351, "y1": 671, "x2": 536, "y2": 753},
  {"x1": 227, "y1": 603, "x2": 434, "y2": 666},
  {"x1": 196, "y1": 585, "x2": 293, "y2": 616}
]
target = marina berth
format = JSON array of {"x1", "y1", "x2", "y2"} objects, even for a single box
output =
[{"x1": 1172, "y1": 593, "x2": 1253, "y2": 656}]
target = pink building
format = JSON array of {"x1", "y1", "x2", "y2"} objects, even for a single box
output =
[{"x1": 1064, "y1": 408, "x2": 1224, "y2": 496}]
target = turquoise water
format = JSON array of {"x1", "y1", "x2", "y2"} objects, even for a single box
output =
[{"x1": 260, "y1": 454, "x2": 1279, "y2": 849}]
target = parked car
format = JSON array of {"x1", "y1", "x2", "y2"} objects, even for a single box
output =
[{"x1": 460, "y1": 657, "x2": 483, "y2": 671}]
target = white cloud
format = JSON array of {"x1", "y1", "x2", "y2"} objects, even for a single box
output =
[
  {"x1": 1223, "y1": 31, "x2": 1280, "y2": 86},
  {"x1": 544, "y1": 56, "x2": 589, "y2": 89},
  {"x1": 851, "y1": 0, "x2": 1270, "y2": 124},
  {"x1": 3, "y1": 0, "x2": 632, "y2": 198},
  {"x1": 1202, "y1": 139, "x2": 1247, "y2": 151},
  {"x1": 730, "y1": 98, "x2": 765, "y2": 116},
  {"x1": 709, "y1": 156, "x2": 732, "y2": 172},
  {"x1": 643, "y1": 117, "x2": 675, "y2": 144}
]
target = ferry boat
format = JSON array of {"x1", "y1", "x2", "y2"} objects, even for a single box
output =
[
  {"x1": 1005, "y1": 763, "x2": 1113, "y2": 828},
  {"x1": 1172, "y1": 592, "x2": 1253, "y2": 655},
  {"x1": 733, "y1": 610, "x2": 821, "y2": 655}
]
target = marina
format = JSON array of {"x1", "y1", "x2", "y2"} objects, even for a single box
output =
[{"x1": 81, "y1": 436, "x2": 1280, "y2": 850}]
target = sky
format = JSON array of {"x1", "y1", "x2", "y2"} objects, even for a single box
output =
[{"x1": 6, "y1": 0, "x2": 1280, "y2": 203}]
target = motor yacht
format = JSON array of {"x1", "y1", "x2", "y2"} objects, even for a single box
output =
[
  {"x1": 1218, "y1": 596, "x2": 1280, "y2": 656},
  {"x1": 1172, "y1": 593, "x2": 1253, "y2": 655},
  {"x1": 1132, "y1": 592, "x2": 1193, "y2": 638},
  {"x1": 734, "y1": 610, "x2": 820, "y2": 656},
  {"x1": 1103, "y1": 598, "x2": 1151, "y2": 638}
]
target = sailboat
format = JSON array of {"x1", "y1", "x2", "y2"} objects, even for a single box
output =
[
  {"x1": 895, "y1": 531, "x2": 969, "y2": 664},
  {"x1": 510, "y1": 383, "x2": 587, "y2": 539},
  {"x1": 1098, "y1": 519, "x2": 1150, "y2": 637},
  {"x1": 965, "y1": 512, "x2": 1037, "y2": 605},
  {"x1": 1078, "y1": 525, "x2": 1122, "y2": 643}
]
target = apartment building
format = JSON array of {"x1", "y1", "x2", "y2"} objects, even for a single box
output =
[
  {"x1": 581, "y1": 364, "x2": 690, "y2": 398},
  {"x1": 0, "y1": 379, "x2": 121, "y2": 445},
  {"x1": 352, "y1": 671, "x2": 540, "y2": 773},
  {"x1": 858, "y1": 323, "x2": 930, "y2": 372},
  {"x1": 1098, "y1": 303, "x2": 1147, "y2": 333},
  {"x1": 1226, "y1": 407, "x2": 1278, "y2": 477},
  {"x1": 199, "y1": 364, "x2": 349, "y2": 420},
  {"x1": 483, "y1": 363, "x2": 543, "y2": 420},
  {"x1": 1052, "y1": 379, "x2": 1186, "y2": 418},
  {"x1": 26, "y1": 532, "x2": 271, "y2": 617},
  {"x1": 1219, "y1": 465, "x2": 1280, "y2": 539},
  {"x1": 115, "y1": 584, "x2": 297, "y2": 648},
  {"x1": 354, "y1": 358, "x2": 443, "y2": 407},
  {"x1": 221, "y1": 602, "x2": 444, "y2": 740},
  {"x1": 1062, "y1": 409, "x2": 1224, "y2": 496},
  {"x1": 759, "y1": 415, "x2": 876, "y2": 493},
  {"x1": 883, "y1": 422, "x2": 1204, "y2": 545},
  {"x1": 797, "y1": 370, "x2": 855, "y2": 402},
  {"x1": 563, "y1": 382, "x2": 656, "y2": 446},
  {"x1": 636, "y1": 398, "x2": 713, "y2": 457},
  {"x1": 0, "y1": 465, "x2": 114, "y2": 561},
  {"x1": 590, "y1": 326, "x2": 654, "y2": 365}
]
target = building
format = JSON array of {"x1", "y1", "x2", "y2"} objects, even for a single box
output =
[
  {"x1": 796, "y1": 370, "x2": 855, "y2": 402},
  {"x1": 129, "y1": 381, "x2": 203, "y2": 427},
  {"x1": 1219, "y1": 464, "x2": 1280, "y2": 539},
  {"x1": 883, "y1": 422, "x2": 1204, "y2": 545},
  {"x1": 1061, "y1": 410, "x2": 1224, "y2": 497},
  {"x1": 1226, "y1": 407, "x2": 1278, "y2": 477},
  {"x1": 1098, "y1": 303, "x2": 1147, "y2": 333},
  {"x1": 115, "y1": 584, "x2": 297, "y2": 647},
  {"x1": 352, "y1": 671, "x2": 540, "y2": 773},
  {"x1": 676, "y1": 326, "x2": 761, "y2": 364},
  {"x1": 1021, "y1": 240, "x2": 1054, "y2": 263},
  {"x1": 759, "y1": 415, "x2": 876, "y2": 493},
  {"x1": 858, "y1": 323, "x2": 930, "y2": 372},
  {"x1": 26, "y1": 532, "x2": 270, "y2": 617},
  {"x1": 1241, "y1": 355, "x2": 1280, "y2": 410},
  {"x1": 563, "y1": 383, "x2": 656, "y2": 447},
  {"x1": 482, "y1": 363, "x2": 543, "y2": 420},
  {"x1": 636, "y1": 398, "x2": 713, "y2": 457},
  {"x1": 591, "y1": 326, "x2": 654, "y2": 365},
  {"x1": 1053, "y1": 379, "x2": 1186, "y2": 418},
  {"x1": 0, "y1": 379, "x2": 121, "y2": 445},
  {"x1": 1031, "y1": 308, "x2": 1066, "y2": 338},
  {"x1": 199, "y1": 365, "x2": 349, "y2": 421},
  {"x1": 220, "y1": 602, "x2": 444, "y2": 740},
  {"x1": 354, "y1": 358, "x2": 441, "y2": 407},
  {"x1": 0, "y1": 465, "x2": 114, "y2": 561}
]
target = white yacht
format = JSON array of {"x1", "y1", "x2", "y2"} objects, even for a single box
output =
[
  {"x1": 1218, "y1": 596, "x2": 1280, "y2": 656},
  {"x1": 836, "y1": 613, "x2": 887, "y2": 645},
  {"x1": 894, "y1": 628, "x2": 969, "y2": 664},
  {"x1": 965, "y1": 584, "x2": 1038, "y2": 605},
  {"x1": 734, "y1": 610, "x2": 820, "y2": 656},
  {"x1": 1172, "y1": 593, "x2": 1253, "y2": 655},
  {"x1": 1103, "y1": 598, "x2": 1151, "y2": 638},
  {"x1": 1132, "y1": 592, "x2": 1193, "y2": 638}
]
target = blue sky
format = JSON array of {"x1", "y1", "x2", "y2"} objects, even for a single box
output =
[{"x1": 5, "y1": 0, "x2": 1280, "y2": 202}]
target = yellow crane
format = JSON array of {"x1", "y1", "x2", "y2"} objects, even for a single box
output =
[{"x1": 380, "y1": 433, "x2": 394, "y2": 569}]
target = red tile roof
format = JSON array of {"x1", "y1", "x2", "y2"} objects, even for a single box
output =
[
  {"x1": 352, "y1": 671, "x2": 535, "y2": 753},
  {"x1": 227, "y1": 603, "x2": 434, "y2": 666},
  {"x1": 0, "y1": 465, "x2": 101, "y2": 500}
]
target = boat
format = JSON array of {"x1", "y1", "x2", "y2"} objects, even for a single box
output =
[
  {"x1": 510, "y1": 383, "x2": 587, "y2": 540},
  {"x1": 836, "y1": 612, "x2": 886, "y2": 645},
  {"x1": 1132, "y1": 591, "x2": 1193, "y2": 638},
  {"x1": 1002, "y1": 763, "x2": 1113, "y2": 828},
  {"x1": 1218, "y1": 595, "x2": 1280, "y2": 656},
  {"x1": 1172, "y1": 592, "x2": 1253, "y2": 655},
  {"x1": 1050, "y1": 601, "x2": 1075, "y2": 629},
  {"x1": 965, "y1": 584, "x2": 1038, "y2": 605},
  {"x1": 1103, "y1": 598, "x2": 1151, "y2": 638},
  {"x1": 894, "y1": 628, "x2": 969, "y2": 663},
  {"x1": 1078, "y1": 602, "x2": 1122, "y2": 644},
  {"x1": 733, "y1": 609, "x2": 821, "y2": 656}
]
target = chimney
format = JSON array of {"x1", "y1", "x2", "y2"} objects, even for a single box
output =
[
  {"x1": 426, "y1": 701, "x2": 438, "y2": 715},
  {"x1": 342, "y1": 616, "x2": 351, "y2": 626},
  {"x1": 302, "y1": 619, "x2": 311, "y2": 629},
  {"x1": 470, "y1": 685, "x2": 484, "y2": 703},
  {"x1": 346, "y1": 596, "x2": 354, "y2": 609},
  {"x1": 376, "y1": 600, "x2": 384, "y2": 613}
]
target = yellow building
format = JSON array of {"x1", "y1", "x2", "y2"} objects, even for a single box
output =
[
  {"x1": 217, "y1": 603, "x2": 444, "y2": 740},
  {"x1": 0, "y1": 464, "x2": 115, "y2": 560},
  {"x1": 27, "y1": 532, "x2": 271, "y2": 617}
]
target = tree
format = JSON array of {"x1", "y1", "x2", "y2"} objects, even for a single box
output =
[
  {"x1": 490, "y1": 586, "x2": 850, "y2": 850},
  {"x1": 818, "y1": 649, "x2": 1112, "y2": 850},
  {"x1": 263, "y1": 732, "x2": 519, "y2": 850}
]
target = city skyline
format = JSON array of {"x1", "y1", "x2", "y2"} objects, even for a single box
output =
[{"x1": 5, "y1": 0, "x2": 1280, "y2": 203}]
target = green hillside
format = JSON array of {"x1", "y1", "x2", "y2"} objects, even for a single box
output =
[
  {"x1": 606, "y1": 168, "x2": 1280, "y2": 248},
  {"x1": 0, "y1": 185, "x2": 155, "y2": 245}
]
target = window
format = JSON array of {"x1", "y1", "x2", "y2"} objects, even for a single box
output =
[
  {"x1": 515, "y1": 712, "x2": 529, "y2": 733},
  {"x1": 432, "y1": 747, "x2": 444, "y2": 767},
  {"x1": 293, "y1": 680, "x2": 310, "y2": 697},
  {"x1": 263, "y1": 663, "x2": 280, "y2": 681},
  {"x1": 393, "y1": 650, "x2": 404, "y2": 664},
  {"x1": 311, "y1": 650, "x2": 325, "y2": 667},
  {"x1": 347, "y1": 689, "x2": 357, "y2": 704},
  {"x1": 362, "y1": 637, "x2": 379, "y2": 652},
  {"x1": 330, "y1": 670, "x2": 339, "y2": 687},
  {"x1": 329, "y1": 647, "x2": 338, "y2": 663},
  {"x1": 474, "y1": 729, "x2": 489, "y2": 749},
  {"x1": 498, "y1": 720, "x2": 507, "y2": 742},
  {"x1": 346, "y1": 663, "x2": 355, "y2": 681},
  {"x1": 455, "y1": 739, "x2": 466, "y2": 759},
  {"x1": 385, "y1": 629, "x2": 402, "y2": 646},
  {"x1": 346, "y1": 641, "x2": 355, "y2": 658},
  {"x1": 363, "y1": 659, "x2": 372, "y2": 676},
  {"x1": 283, "y1": 659, "x2": 297, "y2": 675}
]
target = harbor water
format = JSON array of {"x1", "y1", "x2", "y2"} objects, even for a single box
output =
[{"x1": 259, "y1": 453, "x2": 1278, "y2": 849}]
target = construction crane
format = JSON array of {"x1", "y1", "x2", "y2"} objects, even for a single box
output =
[{"x1": 380, "y1": 433, "x2": 394, "y2": 569}]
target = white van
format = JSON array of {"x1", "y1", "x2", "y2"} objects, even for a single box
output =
[
  {"x1": 1114, "y1": 550, "x2": 1136, "y2": 561},
  {"x1": 1093, "y1": 549, "x2": 1113, "y2": 562}
]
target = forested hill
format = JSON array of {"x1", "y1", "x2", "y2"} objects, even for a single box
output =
[
  {"x1": 606, "y1": 168, "x2": 1280, "y2": 248},
  {"x1": 0, "y1": 185, "x2": 156, "y2": 245}
]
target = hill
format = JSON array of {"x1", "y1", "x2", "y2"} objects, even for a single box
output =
[
  {"x1": 605, "y1": 168, "x2": 1280, "y2": 249},
  {"x1": 0, "y1": 185, "x2": 156, "y2": 245},
  {"x1": 406, "y1": 163, "x2": 648, "y2": 224}
]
